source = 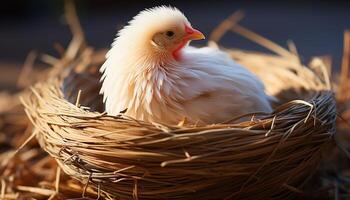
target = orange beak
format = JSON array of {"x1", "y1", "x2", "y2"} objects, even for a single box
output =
[
  {"x1": 184, "y1": 25, "x2": 205, "y2": 41},
  {"x1": 189, "y1": 29, "x2": 206, "y2": 40}
]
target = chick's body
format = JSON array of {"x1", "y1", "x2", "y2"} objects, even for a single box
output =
[{"x1": 100, "y1": 6, "x2": 273, "y2": 125}]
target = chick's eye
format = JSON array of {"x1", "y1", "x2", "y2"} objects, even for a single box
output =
[{"x1": 165, "y1": 31, "x2": 175, "y2": 37}]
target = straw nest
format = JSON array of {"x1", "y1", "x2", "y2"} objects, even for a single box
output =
[
  {"x1": 20, "y1": 43, "x2": 337, "y2": 199},
  {"x1": 21, "y1": 9, "x2": 338, "y2": 198}
]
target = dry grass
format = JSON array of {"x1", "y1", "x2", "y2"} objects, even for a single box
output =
[{"x1": 1, "y1": 3, "x2": 350, "y2": 200}]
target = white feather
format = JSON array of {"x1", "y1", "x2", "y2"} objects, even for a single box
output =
[{"x1": 100, "y1": 6, "x2": 274, "y2": 125}]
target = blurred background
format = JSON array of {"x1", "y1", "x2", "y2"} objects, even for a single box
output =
[{"x1": 0, "y1": 0, "x2": 350, "y2": 91}]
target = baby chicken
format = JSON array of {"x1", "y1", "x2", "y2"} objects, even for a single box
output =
[{"x1": 100, "y1": 6, "x2": 274, "y2": 125}]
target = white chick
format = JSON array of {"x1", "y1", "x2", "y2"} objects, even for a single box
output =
[{"x1": 100, "y1": 6, "x2": 274, "y2": 125}]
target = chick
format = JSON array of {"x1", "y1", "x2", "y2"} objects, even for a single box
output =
[{"x1": 100, "y1": 6, "x2": 274, "y2": 125}]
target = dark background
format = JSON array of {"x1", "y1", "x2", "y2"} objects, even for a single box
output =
[{"x1": 0, "y1": 0, "x2": 350, "y2": 89}]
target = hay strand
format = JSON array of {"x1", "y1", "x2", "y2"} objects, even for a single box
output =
[
  {"x1": 209, "y1": 10, "x2": 245, "y2": 43},
  {"x1": 339, "y1": 30, "x2": 350, "y2": 102},
  {"x1": 230, "y1": 24, "x2": 297, "y2": 60}
]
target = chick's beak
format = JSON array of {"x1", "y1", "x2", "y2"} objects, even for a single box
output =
[
  {"x1": 189, "y1": 29, "x2": 205, "y2": 40},
  {"x1": 185, "y1": 25, "x2": 205, "y2": 41}
]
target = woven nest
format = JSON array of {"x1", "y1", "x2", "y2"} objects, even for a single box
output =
[{"x1": 22, "y1": 45, "x2": 337, "y2": 200}]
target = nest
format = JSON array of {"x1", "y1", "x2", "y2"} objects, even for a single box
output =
[
  {"x1": 15, "y1": 5, "x2": 340, "y2": 199},
  {"x1": 21, "y1": 41, "x2": 337, "y2": 199}
]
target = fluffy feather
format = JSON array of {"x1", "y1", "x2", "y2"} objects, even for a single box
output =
[{"x1": 100, "y1": 6, "x2": 274, "y2": 125}]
